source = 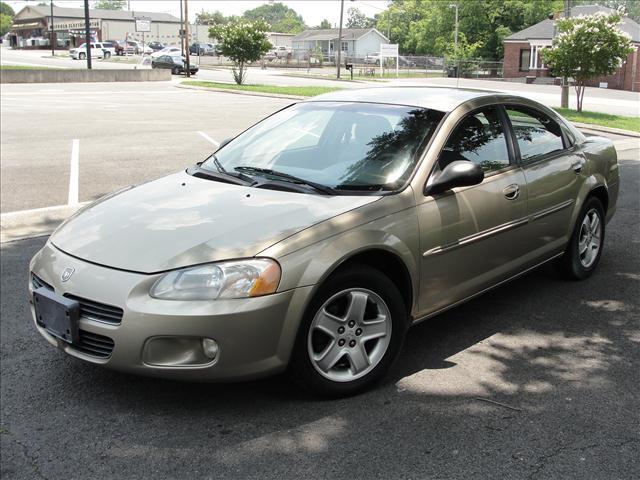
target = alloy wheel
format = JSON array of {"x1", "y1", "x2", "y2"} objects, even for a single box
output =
[
  {"x1": 307, "y1": 288, "x2": 392, "y2": 382},
  {"x1": 578, "y1": 208, "x2": 602, "y2": 268}
]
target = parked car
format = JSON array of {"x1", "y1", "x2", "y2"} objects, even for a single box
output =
[
  {"x1": 124, "y1": 40, "x2": 152, "y2": 55},
  {"x1": 151, "y1": 54, "x2": 198, "y2": 75},
  {"x1": 106, "y1": 39, "x2": 126, "y2": 55},
  {"x1": 274, "y1": 45, "x2": 292, "y2": 58},
  {"x1": 147, "y1": 41, "x2": 165, "y2": 51},
  {"x1": 263, "y1": 49, "x2": 278, "y2": 61},
  {"x1": 29, "y1": 87, "x2": 618, "y2": 397},
  {"x1": 189, "y1": 42, "x2": 214, "y2": 56},
  {"x1": 151, "y1": 45, "x2": 181, "y2": 58},
  {"x1": 98, "y1": 41, "x2": 117, "y2": 58},
  {"x1": 364, "y1": 52, "x2": 381, "y2": 65},
  {"x1": 69, "y1": 43, "x2": 104, "y2": 60}
]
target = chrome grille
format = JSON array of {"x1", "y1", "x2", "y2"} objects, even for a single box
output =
[
  {"x1": 64, "y1": 294, "x2": 123, "y2": 325},
  {"x1": 71, "y1": 330, "x2": 115, "y2": 358}
]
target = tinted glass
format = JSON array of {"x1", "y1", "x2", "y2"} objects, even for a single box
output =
[
  {"x1": 439, "y1": 107, "x2": 510, "y2": 173},
  {"x1": 506, "y1": 106, "x2": 564, "y2": 161},
  {"x1": 203, "y1": 102, "x2": 444, "y2": 191}
]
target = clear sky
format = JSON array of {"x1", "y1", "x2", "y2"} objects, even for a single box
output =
[{"x1": 6, "y1": 0, "x2": 389, "y2": 27}]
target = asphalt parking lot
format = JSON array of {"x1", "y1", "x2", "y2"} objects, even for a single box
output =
[{"x1": 1, "y1": 80, "x2": 639, "y2": 479}]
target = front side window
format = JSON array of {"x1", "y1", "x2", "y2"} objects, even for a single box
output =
[
  {"x1": 202, "y1": 102, "x2": 444, "y2": 192},
  {"x1": 506, "y1": 106, "x2": 564, "y2": 162},
  {"x1": 439, "y1": 107, "x2": 510, "y2": 173}
]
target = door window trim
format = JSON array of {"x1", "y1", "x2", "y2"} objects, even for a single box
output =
[{"x1": 502, "y1": 103, "x2": 572, "y2": 166}]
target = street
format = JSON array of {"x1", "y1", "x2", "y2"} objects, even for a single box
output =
[{"x1": 1, "y1": 146, "x2": 638, "y2": 479}]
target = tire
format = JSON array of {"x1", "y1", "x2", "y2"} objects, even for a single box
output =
[
  {"x1": 557, "y1": 196, "x2": 605, "y2": 280},
  {"x1": 289, "y1": 265, "x2": 408, "y2": 397},
  {"x1": 78, "y1": 52, "x2": 86, "y2": 60},
  {"x1": 171, "y1": 67, "x2": 179, "y2": 75},
  {"x1": 104, "y1": 51, "x2": 111, "y2": 59}
]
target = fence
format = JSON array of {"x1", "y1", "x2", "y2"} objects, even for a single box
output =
[{"x1": 190, "y1": 52, "x2": 504, "y2": 80}]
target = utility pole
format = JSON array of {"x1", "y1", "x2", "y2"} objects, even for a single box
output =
[
  {"x1": 83, "y1": 0, "x2": 92, "y2": 69},
  {"x1": 450, "y1": 3, "x2": 458, "y2": 59},
  {"x1": 184, "y1": 0, "x2": 191, "y2": 77},
  {"x1": 560, "y1": 0, "x2": 571, "y2": 108},
  {"x1": 49, "y1": 0, "x2": 54, "y2": 57},
  {"x1": 179, "y1": 0, "x2": 184, "y2": 57},
  {"x1": 336, "y1": 0, "x2": 345, "y2": 79}
]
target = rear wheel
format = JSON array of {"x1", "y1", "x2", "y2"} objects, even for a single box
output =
[
  {"x1": 557, "y1": 196, "x2": 605, "y2": 280},
  {"x1": 171, "y1": 66, "x2": 179, "y2": 75},
  {"x1": 290, "y1": 265, "x2": 408, "y2": 397},
  {"x1": 78, "y1": 52, "x2": 86, "y2": 60}
]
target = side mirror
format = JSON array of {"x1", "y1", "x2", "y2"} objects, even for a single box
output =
[
  {"x1": 426, "y1": 160, "x2": 484, "y2": 196},
  {"x1": 217, "y1": 137, "x2": 233, "y2": 150}
]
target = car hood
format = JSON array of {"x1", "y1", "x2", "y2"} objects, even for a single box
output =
[{"x1": 50, "y1": 171, "x2": 378, "y2": 273}]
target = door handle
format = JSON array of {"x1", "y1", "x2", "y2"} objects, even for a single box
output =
[
  {"x1": 571, "y1": 161, "x2": 583, "y2": 173},
  {"x1": 503, "y1": 184, "x2": 520, "y2": 200}
]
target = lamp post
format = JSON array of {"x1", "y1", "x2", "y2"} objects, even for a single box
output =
[
  {"x1": 83, "y1": 0, "x2": 92, "y2": 69},
  {"x1": 49, "y1": 0, "x2": 54, "y2": 57}
]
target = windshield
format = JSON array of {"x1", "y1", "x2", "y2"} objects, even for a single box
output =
[{"x1": 201, "y1": 102, "x2": 444, "y2": 192}]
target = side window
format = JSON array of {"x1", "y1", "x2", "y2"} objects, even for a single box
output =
[
  {"x1": 506, "y1": 106, "x2": 565, "y2": 162},
  {"x1": 439, "y1": 107, "x2": 510, "y2": 173}
]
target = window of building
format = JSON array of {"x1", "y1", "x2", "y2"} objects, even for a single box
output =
[
  {"x1": 439, "y1": 107, "x2": 510, "y2": 174},
  {"x1": 519, "y1": 49, "x2": 530, "y2": 72},
  {"x1": 341, "y1": 41, "x2": 348, "y2": 52},
  {"x1": 505, "y1": 106, "x2": 565, "y2": 161}
]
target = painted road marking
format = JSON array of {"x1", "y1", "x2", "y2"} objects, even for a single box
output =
[
  {"x1": 197, "y1": 131, "x2": 220, "y2": 147},
  {"x1": 68, "y1": 139, "x2": 79, "y2": 206}
]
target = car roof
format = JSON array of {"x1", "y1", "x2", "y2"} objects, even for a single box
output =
[{"x1": 309, "y1": 86, "x2": 504, "y2": 113}]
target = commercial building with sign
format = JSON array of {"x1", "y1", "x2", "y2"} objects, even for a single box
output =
[{"x1": 9, "y1": 5, "x2": 188, "y2": 49}]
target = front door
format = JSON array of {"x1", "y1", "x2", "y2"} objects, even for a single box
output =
[{"x1": 416, "y1": 106, "x2": 529, "y2": 317}]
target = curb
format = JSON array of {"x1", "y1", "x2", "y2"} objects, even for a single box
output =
[
  {"x1": 175, "y1": 84, "x2": 305, "y2": 100},
  {"x1": 573, "y1": 122, "x2": 639, "y2": 138},
  {"x1": 0, "y1": 203, "x2": 87, "y2": 244}
]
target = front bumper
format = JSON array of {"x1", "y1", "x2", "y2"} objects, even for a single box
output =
[{"x1": 29, "y1": 242, "x2": 313, "y2": 381}]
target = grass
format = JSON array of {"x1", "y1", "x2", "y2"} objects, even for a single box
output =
[
  {"x1": 554, "y1": 108, "x2": 640, "y2": 133},
  {"x1": 181, "y1": 81, "x2": 342, "y2": 97}
]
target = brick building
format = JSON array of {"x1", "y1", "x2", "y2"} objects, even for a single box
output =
[{"x1": 503, "y1": 5, "x2": 640, "y2": 91}]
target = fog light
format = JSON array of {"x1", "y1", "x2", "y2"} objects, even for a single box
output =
[{"x1": 202, "y1": 338, "x2": 219, "y2": 360}]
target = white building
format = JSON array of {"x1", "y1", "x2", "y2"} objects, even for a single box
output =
[
  {"x1": 9, "y1": 5, "x2": 189, "y2": 49},
  {"x1": 292, "y1": 28, "x2": 389, "y2": 59}
]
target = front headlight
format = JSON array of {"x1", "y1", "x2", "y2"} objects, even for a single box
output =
[{"x1": 150, "y1": 258, "x2": 281, "y2": 301}]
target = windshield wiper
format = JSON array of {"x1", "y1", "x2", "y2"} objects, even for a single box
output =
[
  {"x1": 211, "y1": 156, "x2": 256, "y2": 184},
  {"x1": 234, "y1": 166, "x2": 336, "y2": 195}
]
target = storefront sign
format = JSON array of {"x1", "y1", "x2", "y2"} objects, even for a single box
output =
[
  {"x1": 135, "y1": 17, "x2": 151, "y2": 33},
  {"x1": 52, "y1": 19, "x2": 101, "y2": 31}
]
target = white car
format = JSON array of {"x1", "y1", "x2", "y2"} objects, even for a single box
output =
[
  {"x1": 69, "y1": 43, "x2": 105, "y2": 60},
  {"x1": 151, "y1": 45, "x2": 181, "y2": 58},
  {"x1": 274, "y1": 45, "x2": 292, "y2": 58},
  {"x1": 364, "y1": 52, "x2": 381, "y2": 65}
]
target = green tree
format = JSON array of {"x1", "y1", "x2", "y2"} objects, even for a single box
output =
[
  {"x1": 346, "y1": 7, "x2": 376, "y2": 29},
  {"x1": 0, "y1": 13, "x2": 11, "y2": 36},
  {"x1": 195, "y1": 10, "x2": 230, "y2": 26},
  {"x1": 92, "y1": 0, "x2": 126, "y2": 10},
  {"x1": 316, "y1": 19, "x2": 332, "y2": 29},
  {"x1": 242, "y1": 2, "x2": 305, "y2": 33},
  {"x1": 0, "y1": 1, "x2": 14, "y2": 17},
  {"x1": 541, "y1": 11, "x2": 633, "y2": 111},
  {"x1": 209, "y1": 20, "x2": 272, "y2": 84}
]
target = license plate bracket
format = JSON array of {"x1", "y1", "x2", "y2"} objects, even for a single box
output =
[{"x1": 34, "y1": 288, "x2": 80, "y2": 344}]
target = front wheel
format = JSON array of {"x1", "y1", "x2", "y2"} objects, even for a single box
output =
[
  {"x1": 171, "y1": 67, "x2": 179, "y2": 75},
  {"x1": 557, "y1": 196, "x2": 605, "y2": 280},
  {"x1": 103, "y1": 51, "x2": 111, "y2": 59},
  {"x1": 290, "y1": 265, "x2": 407, "y2": 397}
]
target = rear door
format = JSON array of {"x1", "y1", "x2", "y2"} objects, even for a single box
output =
[
  {"x1": 504, "y1": 105, "x2": 584, "y2": 261},
  {"x1": 417, "y1": 106, "x2": 530, "y2": 315}
]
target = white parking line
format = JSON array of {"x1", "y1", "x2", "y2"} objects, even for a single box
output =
[
  {"x1": 197, "y1": 131, "x2": 220, "y2": 147},
  {"x1": 68, "y1": 139, "x2": 80, "y2": 206}
]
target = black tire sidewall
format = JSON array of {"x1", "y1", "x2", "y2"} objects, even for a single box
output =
[
  {"x1": 563, "y1": 197, "x2": 606, "y2": 279},
  {"x1": 290, "y1": 265, "x2": 408, "y2": 397}
]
